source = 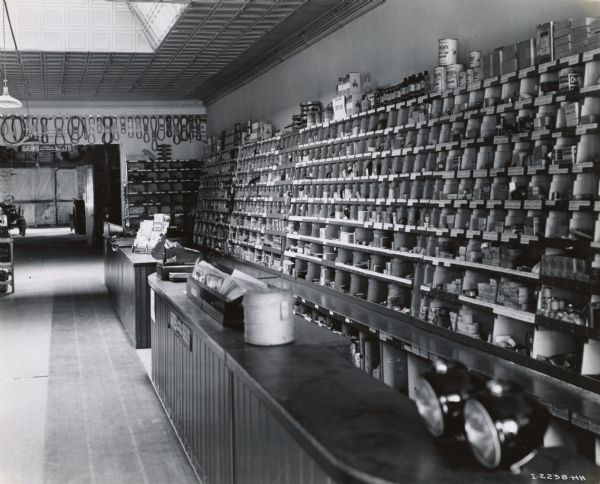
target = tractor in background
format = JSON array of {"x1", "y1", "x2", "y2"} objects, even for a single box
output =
[{"x1": 0, "y1": 195, "x2": 26, "y2": 236}]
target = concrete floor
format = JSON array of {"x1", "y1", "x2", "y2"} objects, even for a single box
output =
[{"x1": 0, "y1": 231, "x2": 198, "y2": 484}]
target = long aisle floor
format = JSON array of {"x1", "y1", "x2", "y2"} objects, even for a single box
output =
[{"x1": 0, "y1": 231, "x2": 198, "y2": 484}]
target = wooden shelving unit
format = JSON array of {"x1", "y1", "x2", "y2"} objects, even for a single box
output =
[
  {"x1": 193, "y1": 148, "x2": 237, "y2": 253},
  {"x1": 228, "y1": 135, "x2": 297, "y2": 271},
  {"x1": 193, "y1": 48, "x2": 600, "y2": 390},
  {"x1": 124, "y1": 158, "x2": 201, "y2": 236}
]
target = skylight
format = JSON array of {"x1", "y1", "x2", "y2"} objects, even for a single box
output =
[
  {"x1": 0, "y1": 0, "x2": 187, "y2": 53},
  {"x1": 128, "y1": 2, "x2": 187, "y2": 50}
]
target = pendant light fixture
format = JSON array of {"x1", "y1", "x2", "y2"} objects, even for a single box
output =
[{"x1": 0, "y1": 0, "x2": 21, "y2": 109}]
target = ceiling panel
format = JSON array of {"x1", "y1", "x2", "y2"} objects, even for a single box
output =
[{"x1": 0, "y1": 0, "x2": 382, "y2": 103}]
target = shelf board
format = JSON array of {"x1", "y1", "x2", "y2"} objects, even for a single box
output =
[
  {"x1": 536, "y1": 315, "x2": 600, "y2": 340},
  {"x1": 334, "y1": 262, "x2": 413, "y2": 286},
  {"x1": 424, "y1": 256, "x2": 539, "y2": 281},
  {"x1": 458, "y1": 295, "x2": 536, "y2": 323},
  {"x1": 540, "y1": 274, "x2": 600, "y2": 294}
]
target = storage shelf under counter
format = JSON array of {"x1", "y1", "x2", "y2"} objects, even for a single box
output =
[{"x1": 148, "y1": 274, "x2": 600, "y2": 484}]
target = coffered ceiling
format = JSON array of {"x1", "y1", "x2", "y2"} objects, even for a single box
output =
[{"x1": 0, "y1": 0, "x2": 382, "y2": 104}]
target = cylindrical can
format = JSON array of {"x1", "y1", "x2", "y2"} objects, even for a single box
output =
[
  {"x1": 469, "y1": 50, "x2": 482, "y2": 68},
  {"x1": 458, "y1": 70, "x2": 467, "y2": 88},
  {"x1": 466, "y1": 68, "x2": 474, "y2": 84},
  {"x1": 243, "y1": 289, "x2": 295, "y2": 346},
  {"x1": 439, "y1": 38, "x2": 458, "y2": 66},
  {"x1": 584, "y1": 59, "x2": 600, "y2": 87},
  {"x1": 433, "y1": 66, "x2": 446, "y2": 92},
  {"x1": 472, "y1": 66, "x2": 482, "y2": 83},
  {"x1": 559, "y1": 67, "x2": 583, "y2": 92},
  {"x1": 445, "y1": 64, "x2": 464, "y2": 89}
]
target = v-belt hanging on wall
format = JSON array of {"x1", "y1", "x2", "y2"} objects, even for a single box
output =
[{"x1": 0, "y1": 114, "x2": 206, "y2": 146}]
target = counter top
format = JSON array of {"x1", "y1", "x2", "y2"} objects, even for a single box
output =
[
  {"x1": 210, "y1": 256, "x2": 600, "y2": 435},
  {"x1": 118, "y1": 247, "x2": 158, "y2": 266},
  {"x1": 149, "y1": 274, "x2": 600, "y2": 484}
]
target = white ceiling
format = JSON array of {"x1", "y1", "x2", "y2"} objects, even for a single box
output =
[
  {"x1": 2, "y1": 0, "x2": 153, "y2": 52},
  {"x1": 0, "y1": 0, "x2": 382, "y2": 103}
]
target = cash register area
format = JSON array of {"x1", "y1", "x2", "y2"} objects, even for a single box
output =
[{"x1": 0, "y1": 230, "x2": 198, "y2": 484}]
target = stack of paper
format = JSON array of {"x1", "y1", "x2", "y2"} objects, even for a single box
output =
[{"x1": 191, "y1": 260, "x2": 267, "y2": 301}]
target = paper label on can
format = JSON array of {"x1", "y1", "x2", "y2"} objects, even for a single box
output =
[
  {"x1": 433, "y1": 67, "x2": 446, "y2": 92},
  {"x1": 439, "y1": 39, "x2": 458, "y2": 66},
  {"x1": 445, "y1": 64, "x2": 464, "y2": 89},
  {"x1": 469, "y1": 50, "x2": 481, "y2": 68}
]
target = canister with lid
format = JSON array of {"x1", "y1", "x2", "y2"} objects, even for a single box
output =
[
  {"x1": 446, "y1": 64, "x2": 464, "y2": 90},
  {"x1": 439, "y1": 39, "x2": 458, "y2": 66}
]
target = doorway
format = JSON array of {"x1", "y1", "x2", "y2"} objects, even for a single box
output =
[{"x1": 0, "y1": 144, "x2": 121, "y2": 246}]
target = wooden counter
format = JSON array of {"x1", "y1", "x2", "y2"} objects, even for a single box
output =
[
  {"x1": 210, "y1": 255, "x2": 600, "y2": 437},
  {"x1": 148, "y1": 274, "x2": 600, "y2": 484},
  {"x1": 104, "y1": 239, "x2": 156, "y2": 348}
]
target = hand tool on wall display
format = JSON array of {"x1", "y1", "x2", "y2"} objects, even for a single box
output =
[
  {"x1": 119, "y1": 116, "x2": 126, "y2": 135},
  {"x1": 142, "y1": 116, "x2": 150, "y2": 143},
  {"x1": 96, "y1": 115, "x2": 102, "y2": 134}
]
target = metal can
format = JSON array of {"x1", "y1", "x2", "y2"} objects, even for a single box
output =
[
  {"x1": 466, "y1": 68, "x2": 474, "y2": 84},
  {"x1": 458, "y1": 70, "x2": 467, "y2": 88},
  {"x1": 439, "y1": 38, "x2": 458, "y2": 66},
  {"x1": 469, "y1": 50, "x2": 482, "y2": 68},
  {"x1": 445, "y1": 64, "x2": 464, "y2": 89},
  {"x1": 433, "y1": 66, "x2": 446, "y2": 92},
  {"x1": 559, "y1": 67, "x2": 583, "y2": 92}
]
